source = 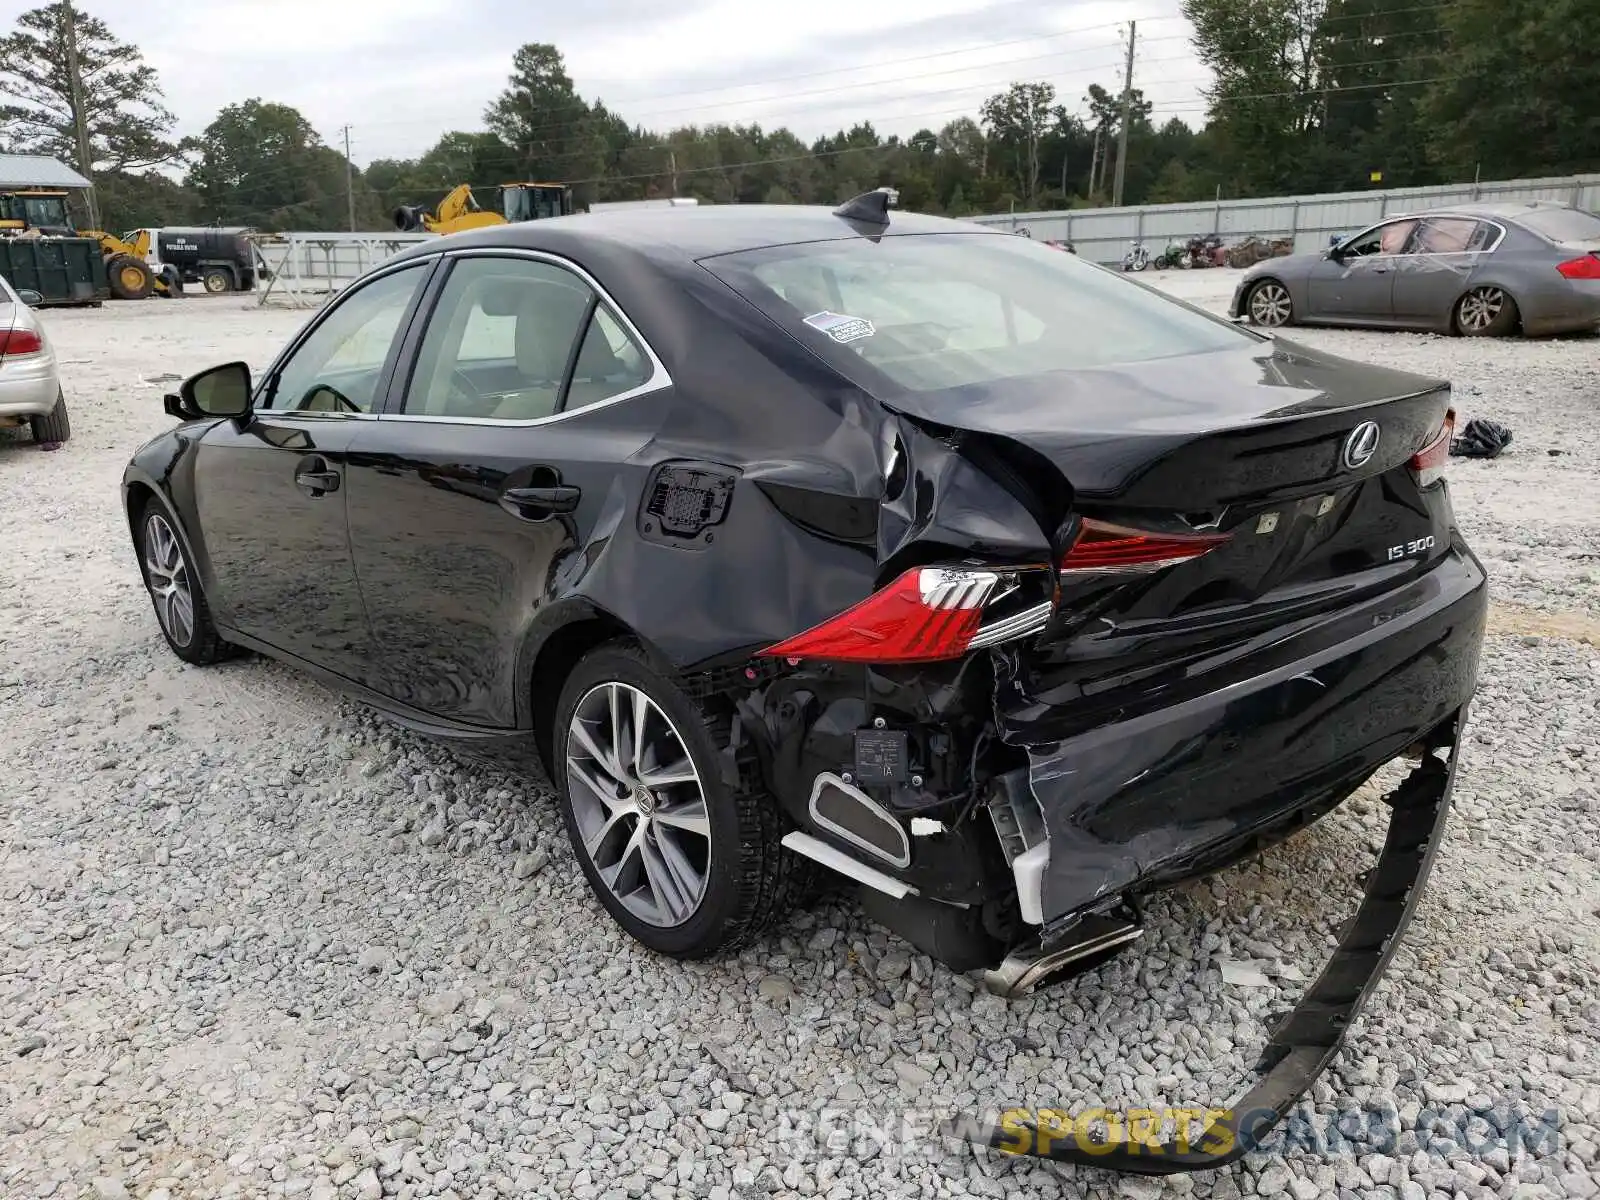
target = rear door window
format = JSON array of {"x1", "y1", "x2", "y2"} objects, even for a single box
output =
[
  {"x1": 1517, "y1": 207, "x2": 1600, "y2": 245},
  {"x1": 1415, "y1": 218, "x2": 1484, "y2": 254},
  {"x1": 701, "y1": 233, "x2": 1253, "y2": 394}
]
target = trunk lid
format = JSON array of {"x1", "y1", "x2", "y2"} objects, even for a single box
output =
[
  {"x1": 884, "y1": 339, "x2": 1457, "y2": 697},
  {"x1": 880, "y1": 338, "x2": 1450, "y2": 509}
]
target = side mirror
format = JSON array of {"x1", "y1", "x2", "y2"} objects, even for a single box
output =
[
  {"x1": 166, "y1": 361, "x2": 252, "y2": 421},
  {"x1": 15, "y1": 289, "x2": 42, "y2": 306}
]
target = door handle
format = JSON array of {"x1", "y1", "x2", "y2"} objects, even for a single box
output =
[
  {"x1": 500, "y1": 483, "x2": 581, "y2": 519},
  {"x1": 296, "y1": 468, "x2": 341, "y2": 497}
]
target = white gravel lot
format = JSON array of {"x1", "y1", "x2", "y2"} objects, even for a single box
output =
[{"x1": 2, "y1": 277, "x2": 1597, "y2": 1200}]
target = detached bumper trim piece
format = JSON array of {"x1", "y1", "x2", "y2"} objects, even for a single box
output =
[{"x1": 953, "y1": 708, "x2": 1464, "y2": 1175}]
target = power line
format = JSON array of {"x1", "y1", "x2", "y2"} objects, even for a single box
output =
[{"x1": 177, "y1": 39, "x2": 1462, "y2": 219}]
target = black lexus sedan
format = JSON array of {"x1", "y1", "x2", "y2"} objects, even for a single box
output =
[{"x1": 123, "y1": 192, "x2": 1486, "y2": 1171}]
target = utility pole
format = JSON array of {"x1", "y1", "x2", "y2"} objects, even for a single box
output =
[
  {"x1": 61, "y1": 0, "x2": 98, "y2": 229},
  {"x1": 341, "y1": 125, "x2": 356, "y2": 230},
  {"x1": 668, "y1": 149, "x2": 678, "y2": 198},
  {"x1": 1112, "y1": 20, "x2": 1136, "y2": 208}
]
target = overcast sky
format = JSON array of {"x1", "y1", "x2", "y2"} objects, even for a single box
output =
[{"x1": 3, "y1": 0, "x2": 1211, "y2": 166}]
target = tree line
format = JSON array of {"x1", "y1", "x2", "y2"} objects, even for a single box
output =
[{"x1": 1, "y1": 0, "x2": 1595, "y2": 234}]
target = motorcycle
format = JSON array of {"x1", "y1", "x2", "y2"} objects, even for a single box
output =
[
  {"x1": 1154, "y1": 239, "x2": 1189, "y2": 270},
  {"x1": 1185, "y1": 233, "x2": 1224, "y2": 268},
  {"x1": 1121, "y1": 241, "x2": 1151, "y2": 272}
]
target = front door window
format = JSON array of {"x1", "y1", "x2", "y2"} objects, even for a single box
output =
[{"x1": 263, "y1": 264, "x2": 428, "y2": 414}]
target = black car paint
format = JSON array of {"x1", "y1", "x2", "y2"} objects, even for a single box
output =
[{"x1": 123, "y1": 207, "x2": 1487, "y2": 1171}]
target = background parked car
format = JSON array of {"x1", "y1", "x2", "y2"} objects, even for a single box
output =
[
  {"x1": 1232, "y1": 200, "x2": 1600, "y2": 336},
  {"x1": 0, "y1": 273, "x2": 69, "y2": 445}
]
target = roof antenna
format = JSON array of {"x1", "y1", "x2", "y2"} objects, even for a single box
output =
[{"x1": 833, "y1": 186, "x2": 899, "y2": 227}]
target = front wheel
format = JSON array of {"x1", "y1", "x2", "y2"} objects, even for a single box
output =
[
  {"x1": 1246, "y1": 279, "x2": 1294, "y2": 327},
  {"x1": 553, "y1": 641, "x2": 805, "y2": 958},
  {"x1": 1454, "y1": 286, "x2": 1518, "y2": 337},
  {"x1": 136, "y1": 501, "x2": 235, "y2": 664},
  {"x1": 106, "y1": 254, "x2": 155, "y2": 300}
]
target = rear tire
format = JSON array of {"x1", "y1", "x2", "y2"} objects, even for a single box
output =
[
  {"x1": 202, "y1": 268, "x2": 234, "y2": 294},
  {"x1": 135, "y1": 499, "x2": 234, "y2": 665},
  {"x1": 552, "y1": 640, "x2": 806, "y2": 959},
  {"x1": 28, "y1": 390, "x2": 70, "y2": 444},
  {"x1": 106, "y1": 255, "x2": 155, "y2": 300},
  {"x1": 1454, "y1": 286, "x2": 1518, "y2": 337}
]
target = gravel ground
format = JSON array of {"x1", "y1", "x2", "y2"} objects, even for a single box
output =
[{"x1": 1, "y1": 281, "x2": 1597, "y2": 1200}]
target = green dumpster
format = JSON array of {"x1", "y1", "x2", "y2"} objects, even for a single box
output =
[{"x1": 0, "y1": 237, "x2": 109, "y2": 306}]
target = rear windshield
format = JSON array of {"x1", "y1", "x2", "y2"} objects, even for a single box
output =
[
  {"x1": 1518, "y1": 207, "x2": 1600, "y2": 244},
  {"x1": 699, "y1": 232, "x2": 1253, "y2": 394}
]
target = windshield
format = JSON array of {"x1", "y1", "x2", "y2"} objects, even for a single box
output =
[
  {"x1": 700, "y1": 232, "x2": 1254, "y2": 394},
  {"x1": 1518, "y1": 207, "x2": 1600, "y2": 244}
]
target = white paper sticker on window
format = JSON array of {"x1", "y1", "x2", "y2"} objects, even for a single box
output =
[{"x1": 803, "y1": 310, "x2": 875, "y2": 344}]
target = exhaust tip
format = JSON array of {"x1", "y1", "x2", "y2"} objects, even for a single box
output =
[{"x1": 984, "y1": 907, "x2": 1143, "y2": 998}]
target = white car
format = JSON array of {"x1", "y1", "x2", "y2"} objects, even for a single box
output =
[{"x1": 0, "y1": 275, "x2": 69, "y2": 445}]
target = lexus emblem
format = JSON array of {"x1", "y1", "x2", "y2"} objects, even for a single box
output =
[{"x1": 1342, "y1": 420, "x2": 1381, "y2": 470}]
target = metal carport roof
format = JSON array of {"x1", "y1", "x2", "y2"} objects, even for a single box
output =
[{"x1": 0, "y1": 154, "x2": 92, "y2": 189}]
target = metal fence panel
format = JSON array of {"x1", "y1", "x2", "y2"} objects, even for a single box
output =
[
  {"x1": 973, "y1": 173, "x2": 1600, "y2": 264},
  {"x1": 250, "y1": 231, "x2": 432, "y2": 306}
]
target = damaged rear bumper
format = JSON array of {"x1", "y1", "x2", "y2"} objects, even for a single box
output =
[
  {"x1": 995, "y1": 544, "x2": 1486, "y2": 927},
  {"x1": 955, "y1": 708, "x2": 1466, "y2": 1172}
]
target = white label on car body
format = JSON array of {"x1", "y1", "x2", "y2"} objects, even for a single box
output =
[{"x1": 803, "y1": 310, "x2": 875, "y2": 344}]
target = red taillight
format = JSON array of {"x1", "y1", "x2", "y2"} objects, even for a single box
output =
[
  {"x1": 0, "y1": 328, "x2": 42, "y2": 356},
  {"x1": 1409, "y1": 409, "x2": 1455, "y2": 488},
  {"x1": 759, "y1": 566, "x2": 999, "y2": 663},
  {"x1": 760, "y1": 522, "x2": 1235, "y2": 664},
  {"x1": 1060, "y1": 518, "x2": 1230, "y2": 574},
  {"x1": 1556, "y1": 253, "x2": 1600, "y2": 280}
]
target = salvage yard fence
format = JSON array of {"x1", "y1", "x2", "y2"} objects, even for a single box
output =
[
  {"x1": 968, "y1": 173, "x2": 1600, "y2": 265},
  {"x1": 242, "y1": 172, "x2": 1600, "y2": 301},
  {"x1": 250, "y1": 231, "x2": 430, "y2": 307}
]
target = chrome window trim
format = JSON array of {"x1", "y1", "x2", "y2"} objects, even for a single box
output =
[{"x1": 379, "y1": 246, "x2": 673, "y2": 428}]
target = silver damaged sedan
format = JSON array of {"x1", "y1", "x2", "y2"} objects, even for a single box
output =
[
  {"x1": 0, "y1": 275, "x2": 70, "y2": 445},
  {"x1": 1232, "y1": 201, "x2": 1600, "y2": 337}
]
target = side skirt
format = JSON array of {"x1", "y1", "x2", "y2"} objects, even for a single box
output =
[{"x1": 217, "y1": 625, "x2": 544, "y2": 770}]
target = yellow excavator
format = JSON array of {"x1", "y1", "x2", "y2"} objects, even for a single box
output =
[{"x1": 394, "y1": 182, "x2": 574, "y2": 234}]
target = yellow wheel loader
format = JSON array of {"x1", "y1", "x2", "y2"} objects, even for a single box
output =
[
  {"x1": 394, "y1": 182, "x2": 574, "y2": 234},
  {"x1": 79, "y1": 229, "x2": 161, "y2": 299},
  {"x1": 1, "y1": 190, "x2": 166, "y2": 299}
]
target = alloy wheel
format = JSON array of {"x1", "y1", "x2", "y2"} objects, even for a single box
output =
[
  {"x1": 565, "y1": 682, "x2": 712, "y2": 927},
  {"x1": 1250, "y1": 282, "x2": 1292, "y2": 326},
  {"x1": 143, "y1": 512, "x2": 195, "y2": 647},
  {"x1": 1457, "y1": 287, "x2": 1505, "y2": 334}
]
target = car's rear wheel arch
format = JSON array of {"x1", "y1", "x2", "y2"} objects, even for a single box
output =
[{"x1": 527, "y1": 611, "x2": 653, "y2": 772}]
